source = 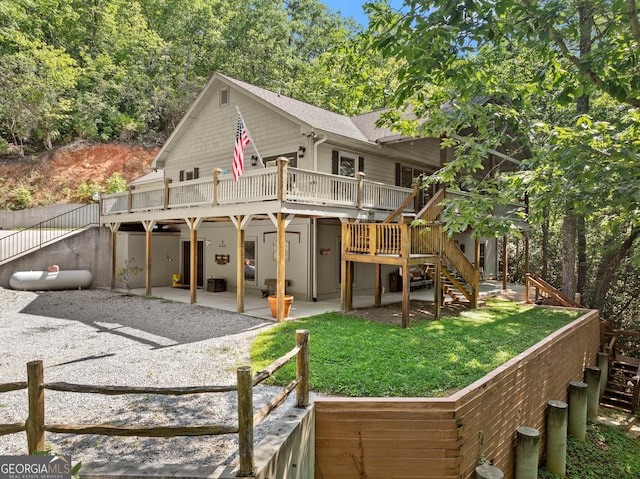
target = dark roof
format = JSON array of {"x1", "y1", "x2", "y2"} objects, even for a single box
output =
[{"x1": 219, "y1": 74, "x2": 377, "y2": 143}]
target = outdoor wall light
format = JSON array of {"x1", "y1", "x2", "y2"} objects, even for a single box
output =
[
  {"x1": 298, "y1": 146, "x2": 305, "y2": 158},
  {"x1": 251, "y1": 155, "x2": 258, "y2": 166}
]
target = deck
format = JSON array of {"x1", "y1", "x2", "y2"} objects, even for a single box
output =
[{"x1": 100, "y1": 161, "x2": 414, "y2": 222}]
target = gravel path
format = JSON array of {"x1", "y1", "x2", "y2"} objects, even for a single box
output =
[{"x1": 0, "y1": 288, "x2": 295, "y2": 467}]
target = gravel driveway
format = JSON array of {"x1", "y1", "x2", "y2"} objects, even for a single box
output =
[{"x1": 0, "y1": 287, "x2": 293, "y2": 467}]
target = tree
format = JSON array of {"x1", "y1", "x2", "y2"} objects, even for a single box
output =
[{"x1": 362, "y1": 0, "x2": 640, "y2": 311}]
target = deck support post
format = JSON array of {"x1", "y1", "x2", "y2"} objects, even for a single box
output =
[
  {"x1": 143, "y1": 220, "x2": 156, "y2": 297},
  {"x1": 109, "y1": 222, "x2": 120, "y2": 290},
  {"x1": 434, "y1": 259, "x2": 442, "y2": 320},
  {"x1": 185, "y1": 217, "x2": 203, "y2": 304},
  {"x1": 237, "y1": 215, "x2": 245, "y2": 314},
  {"x1": 374, "y1": 264, "x2": 382, "y2": 307},
  {"x1": 276, "y1": 212, "x2": 287, "y2": 321},
  {"x1": 502, "y1": 234, "x2": 508, "y2": 290},
  {"x1": 401, "y1": 261, "x2": 410, "y2": 328},
  {"x1": 340, "y1": 221, "x2": 353, "y2": 312}
]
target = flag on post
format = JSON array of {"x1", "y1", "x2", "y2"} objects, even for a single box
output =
[{"x1": 232, "y1": 114, "x2": 250, "y2": 181}]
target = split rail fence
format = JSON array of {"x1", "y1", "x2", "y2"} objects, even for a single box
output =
[{"x1": 0, "y1": 330, "x2": 310, "y2": 478}]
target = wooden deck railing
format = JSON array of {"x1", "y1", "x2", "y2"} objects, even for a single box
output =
[
  {"x1": 343, "y1": 223, "x2": 442, "y2": 258},
  {"x1": 415, "y1": 187, "x2": 446, "y2": 222},
  {"x1": 0, "y1": 330, "x2": 310, "y2": 478},
  {"x1": 605, "y1": 330, "x2": 640, "y2": 413},
  {"x1": 524, "y1": 273, "x2": 584, "y2": 308},
  {"x1": 101, "y1": 158, "x2": 413, "y2": 216},
  {"x1": 441, "y1": 234, "x2": 480, "y2": 306}
]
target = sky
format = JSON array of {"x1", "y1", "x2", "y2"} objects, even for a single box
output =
[{"x1": 321, "y1": 1, "x2": 405, "y2": 26}]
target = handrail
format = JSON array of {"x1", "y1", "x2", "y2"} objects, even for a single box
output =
[
  {"x1": 101, "y1": 161, "x2": 415, "y2": 216},
  {"x1": 605, "y1": 330, "x2": 640, "y2": 413},
  {"x1": 0, "y1": 330, "x2": 310, "y2": 477},
  {"x1": 382, "y1": 187, "x2": 418, "y2": 223},
  {"x1": 343, "y1": 223, "x2": 441, "y2": 258},
  {"x1": 524, "y1": 273, "x2": 584, "y2": 308},
  {"x1": 441, "y1": 234, "x2": 479, "y2": 307},
  {"x1": 0, "y1": 204, "x2": 100, "y2": 264},
  {"x1": 416, "y1": 188, "x2": 446, "y2": 222}
]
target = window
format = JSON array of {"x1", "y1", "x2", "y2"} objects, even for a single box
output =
[
  {"x1": 179, "y1": 168, "x2": 199, "y2": 182},
  {"x1": 220, "y1": 87, "x2": 229, "y2": 106},
  {"x1": 332, "y1": 151, "x2": 364, "y2": 177},
  {"x1": 395, "y1": 163, "x2": 427, "y2": 188},
  {"x1": 244, "y1": 239, "x2": 256, "y2": 282},
  {"x1": 479, "y1": 242, "x2": 486, "y2": 269}
]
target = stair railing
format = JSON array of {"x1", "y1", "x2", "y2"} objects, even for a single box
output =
[
  {"x1": 524, "y1": 273, "x2": 583, "y2": 308},
  {"x1": 606, "y1": 330, "x2": 640, "y2": 413},
  {"x1": 441, "y1": 235, "x2": 479, "y2": 307},
  {"x1": 415, "y1": 187, "x2": 446, "y2": 222},
  {"x1": 0, "y1": 204, "x2": 100, "y2": 264}
]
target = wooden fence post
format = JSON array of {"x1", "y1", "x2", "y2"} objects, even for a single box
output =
[
  {"x1": 524, "y1": 273, "x2": 531, "y2": 304},
  {"x1": 546, "y1": 400, "x2": 568, "y2": 477},
  {"x1": 515, "y1": 426, "x2": 539, "y2": 479},
  {"x1": 296, "y1": 330, "x2": 310, "y2": 408},
  {"x1": 237, "y1": 366, "x2": 254, "y2": 477},
  {"x1": 584, "y1": 366, "x2": 601, "y2": 420},
  {"x1": 26, "y1": 360, "x2": 45, "y2": 454},
  {"x1": 568, "y1": 381, "x2": 588, "y2": 441},
  {"x1": 475, "y1": 464, "x2": 503, "y2": 479},
  {"x1": 597, "y1": 352, "x2": 609, "y2": 399}
]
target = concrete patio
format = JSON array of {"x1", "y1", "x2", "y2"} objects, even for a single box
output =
[{"x1": 131, "y1": 280, "x2": 526, "y2": 322}]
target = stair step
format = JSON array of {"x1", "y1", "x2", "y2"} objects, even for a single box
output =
[
  {"x1": 612, "y1": 361, "x2": 639, "y2": 370},
  {"x1": 601, "y1": 397, "x2": 634, "y2": 412},
  {"x1": 605, "y1": 388, "x2": 634, "y2": 399}
]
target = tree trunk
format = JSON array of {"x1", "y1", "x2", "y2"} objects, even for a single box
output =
[
  {"x1": 576, "y1": 215, "x2": 587, "y2": 294},
  {"x1": 562, "y1": 214, "x2": 577, "y2": 298},
  {"x1": 592, "y1": 226, "x2": 640, "y2": 311},
  {"x1": 541, "y1": 208, "x2": 549, "y2": 278}
]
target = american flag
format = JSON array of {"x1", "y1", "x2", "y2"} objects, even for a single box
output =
[{"x1": 232, "y1": 115, "x2": 250, "y2": 181}]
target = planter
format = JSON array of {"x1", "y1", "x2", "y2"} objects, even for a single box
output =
[{"x1": 268, "y1": 294, "x2": 294, "y2": 318}]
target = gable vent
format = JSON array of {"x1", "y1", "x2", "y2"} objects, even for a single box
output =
[{"x1": 220, "y1": 87, "x2": 229, "y2": 106}]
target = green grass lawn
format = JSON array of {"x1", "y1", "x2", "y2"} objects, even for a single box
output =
[
  {"x1": 250, "y1": 299, "x2": 583, "y2": 397},
  {"x1": 538, "y1": 421, "x2": 640, "y2": 479}
]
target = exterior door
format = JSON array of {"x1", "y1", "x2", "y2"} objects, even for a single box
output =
[{"x1": 182, "y1": 240, "x2": 204, "y2": 287}]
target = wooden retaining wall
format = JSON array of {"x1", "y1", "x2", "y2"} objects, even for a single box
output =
[{"x1": 314, "y1": 309, "x2": 601, "y2": 479}]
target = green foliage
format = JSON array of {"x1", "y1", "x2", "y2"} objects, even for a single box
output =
[
  {"x1": 105, "y1": 172, "x2": 127, "y2": 194},
  {"x1": 538, "y1": 421, "x2": 640, "y2": 479},
  {"x1": 115, "y1": 258, "x2": 142, "y2": 294},
  {"x1": 75, "y1": 179, "x2": 101, "y2": 203},
  {"x1": 0, "y1": 0, "x2": 361, "y2": 151},
  {"x1": 5, "y1": 185, "x2": 33, "y2": 210},
  {"x1": 251, "y1": 299, "x2": 580, "y2": 397}
]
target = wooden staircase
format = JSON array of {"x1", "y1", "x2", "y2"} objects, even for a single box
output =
[
  {"x1": 424, "y1": 264, "x2": 472, "y2": 305},
  {"x1": 601, "y1": 330, "x2": 640, "y2": 413},
  {"x1": 601, "y1": 358, "x2": 640, "y2": 413}
]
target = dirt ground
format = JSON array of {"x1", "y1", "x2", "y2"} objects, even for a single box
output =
[
  {"x1": 344, "y1": 289, "x2": 528, "y2": 326},
  {"x1": 0, "y1": 141, "x2": 158, "y2": 205}
]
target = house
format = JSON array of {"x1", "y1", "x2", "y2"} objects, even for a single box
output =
[{"x1": 100, "y1": 72, "x2": 523, "y2": 325}]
